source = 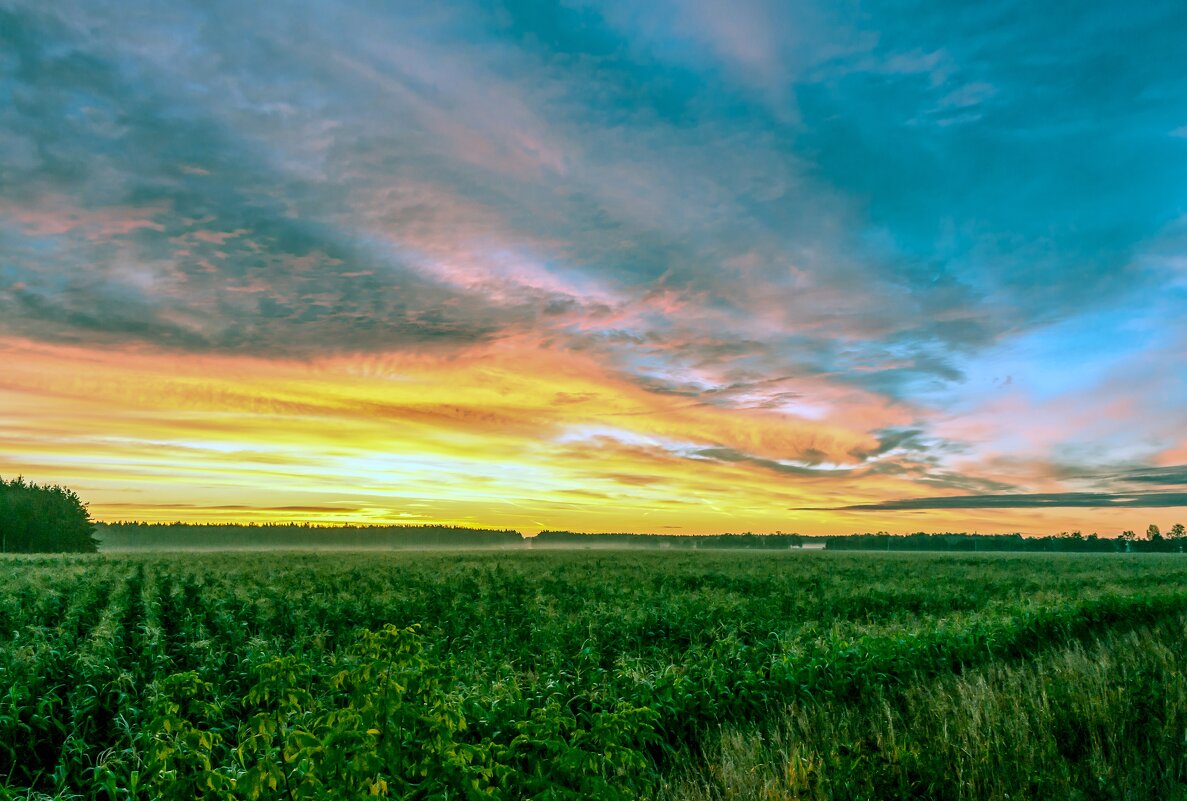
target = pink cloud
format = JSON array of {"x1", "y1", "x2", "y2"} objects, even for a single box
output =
[
  {"x1": 1, "y1": 197, "x2": 169, "y2": 239},
  {"x1": 193, "y1": 228, "x2": 249, "y2": 245},
  {"x1": 225, "y1": 279, "x2": 273, "y2": 293},
  {"x1": 1155, "y1": 442, "x2": 1187, "y2": 466}
]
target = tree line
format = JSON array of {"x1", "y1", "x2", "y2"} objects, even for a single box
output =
[
  {"x1": 0, "y1": 476, "x2": 98, "y2": 553},
  {"x1": 97, "y1": 521, "x2": 525, "y2": 550},
  {"x1": 820, "y1": 527, "x2": 1186, "y2": 553},
  {"x1": 536, "y1": 528, "x2": 1187, "y2": 552}
]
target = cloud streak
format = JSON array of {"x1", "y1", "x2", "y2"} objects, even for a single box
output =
[{"x1": 815, "y1": 491, "x2": 1187, "y2": 512}]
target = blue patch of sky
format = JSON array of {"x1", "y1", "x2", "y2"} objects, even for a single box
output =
[{"x1": 928, "y1": 302, "x2": 1173, "y2": 414}]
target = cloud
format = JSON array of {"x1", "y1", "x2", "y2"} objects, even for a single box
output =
[
  {"x1": 814, "y1": 490, "x2": 1187, "y2": 512},
  {"x1": 101, "y1": 503, "x2": 367, "y2": 514},
  {"x1": 692, "y1": 446, "x2": 853, "y2": 477},
  {"x1": 0, "y1": 6, "x2": 568, "y2": 355},
  {"x1": 0, "y1": 0, "x2": 1006, "y2": 378},
  {"x1": 1090, "y1": 465, "x2": 1187, "y2": 488}
]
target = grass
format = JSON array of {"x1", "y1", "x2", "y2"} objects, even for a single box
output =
[
  {"x1": 1, "y1": 550, "x2": 1185, "y2": 799},
  {"x1": 664, "y1": 615, "x2": 1187, "y2": 801}
]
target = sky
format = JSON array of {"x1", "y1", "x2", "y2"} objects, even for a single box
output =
[{"x1": 2, "y1": 1, "x2": 1187, "y2": 535}]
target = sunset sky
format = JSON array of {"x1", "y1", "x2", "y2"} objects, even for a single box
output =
[{"x1": 2, "y1": 1, "x2": 1187, "y2": 534}]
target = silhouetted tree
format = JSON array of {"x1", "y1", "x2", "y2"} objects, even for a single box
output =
[
  {"x1": 0, "y1": 477, "x2": 98, "y2": 553},
  {"x1": 1147, "y1": 524, "x2": 1163, "y2": 542},
  {"x1": 1170, "y1": 523, "x2": 1186, "y2": 553}
]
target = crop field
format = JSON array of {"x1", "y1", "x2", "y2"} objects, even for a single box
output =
[{"x1": 2, "y1": 551, "x2": 1187, "y2": 800}]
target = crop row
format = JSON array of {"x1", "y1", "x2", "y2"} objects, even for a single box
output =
[{"x1": 1, "y1": 552, "x2": 1186, "y2": 798}]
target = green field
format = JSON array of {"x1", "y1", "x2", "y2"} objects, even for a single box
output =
[{"x1": 2, "y1": 551, "x2": 1186, "y2": 800}]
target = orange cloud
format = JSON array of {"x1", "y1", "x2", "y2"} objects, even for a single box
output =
[
  {"x1": 1, "y1": 335, "x2": 1175, "y2": 535},
  {"x1": 0, "y1": 337, "x2": 892, "y2": 530}
]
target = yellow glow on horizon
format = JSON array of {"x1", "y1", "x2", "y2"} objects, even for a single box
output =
[{"x1": 0, "y1": 337, "x2": 1166, "y2": 535}]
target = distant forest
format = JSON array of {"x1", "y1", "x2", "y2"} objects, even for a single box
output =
[
  {"x1": 535, "y1": 528, "x2": 1185, "y2": 553},
  {"x1": 96, "y1": 521, "x2": 525, "y2": 550},
  {"x1": 92, "y1": 522, "x2": 1187, "y2": 553}
]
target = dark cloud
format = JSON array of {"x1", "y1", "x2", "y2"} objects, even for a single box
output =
[
  {"x1": 912, "y1": 472, "x2": 1018, "y2": 494},
  {"x1": 848, "y1": 427, "x2": 927, "y2": 460},
  {"x1": 0, "y1": 6, "x2": 570, "y2": 355},
  {"x1": 595, "y1": 473, "x2": 667, "y2": 487},
  {"x1": 692, "y1": 447, "x2": 853, "y2": 478},
  {"x1": 100, "y1": 503, "x2": 366, "y2": 513},
  {"x1": 1114, "y1": 466, "x2": 1187, "y2": 487},
  {"x1": 1045, "y1": 463, "x2": 1187, "y2": 491},
  {"x1": 811, "y1": 491, "x2": 1187, "y2": 512}
]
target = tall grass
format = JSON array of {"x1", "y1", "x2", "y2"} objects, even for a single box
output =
[{"x1": 664, "y1": 616, "x2": 1187, "y2": 801}]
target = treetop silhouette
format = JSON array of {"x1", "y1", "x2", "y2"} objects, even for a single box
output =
[{"x1": 0, "y1": 476, "x2": 98, "y2": 553}]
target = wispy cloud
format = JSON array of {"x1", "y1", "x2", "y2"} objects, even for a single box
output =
[{"x1": 816, "y1": 491, "x2": 1187, "y2": 512}]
